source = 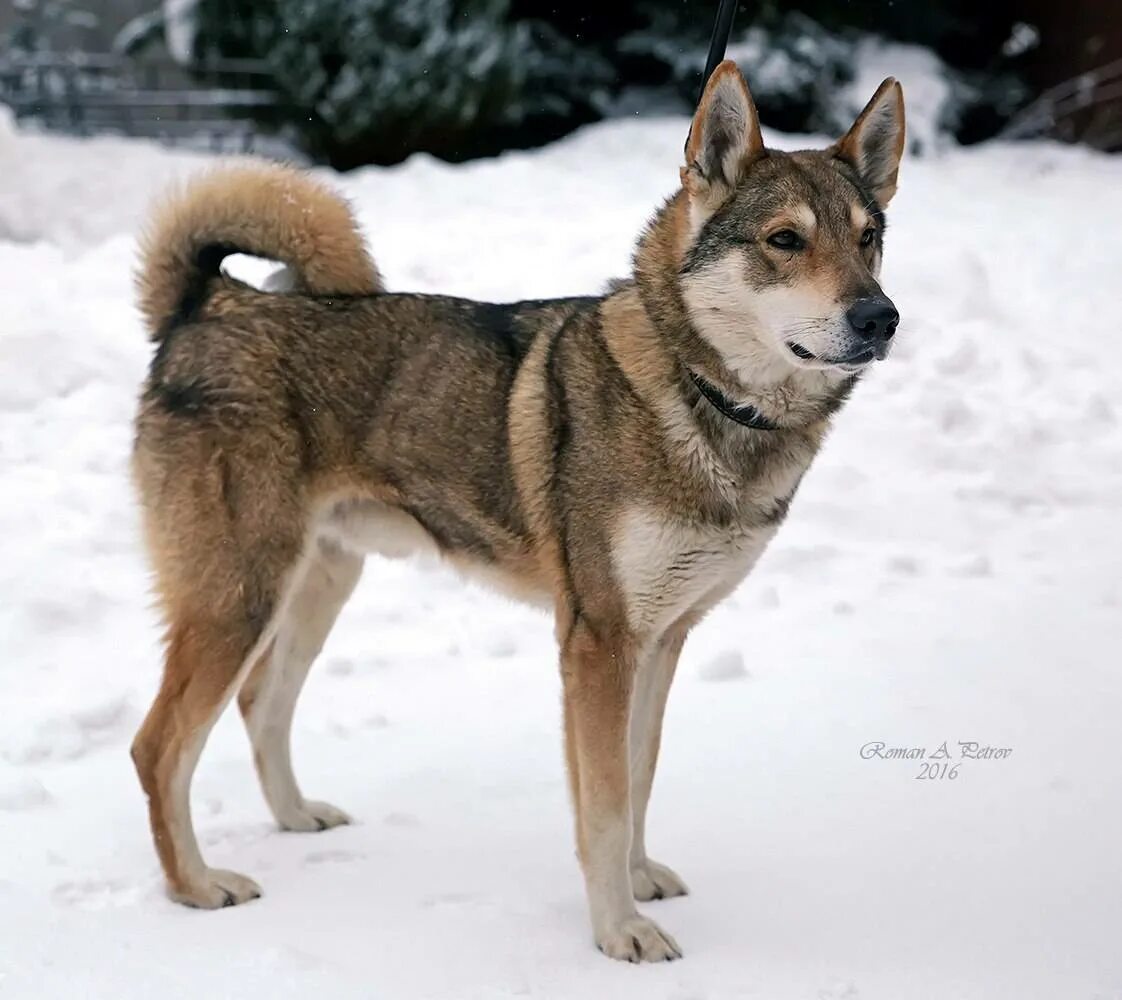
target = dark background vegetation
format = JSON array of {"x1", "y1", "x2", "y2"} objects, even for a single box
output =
[{"x1": 4, "y1": 0, "x2": 1120, "y2": 167}]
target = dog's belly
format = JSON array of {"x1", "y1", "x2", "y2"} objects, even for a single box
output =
[
  {"x1": 316, "y1": 498, "x2": 552, "y2": 609},
  {"x1": 612, "y1": 506, "x2": 777, "y2": 637},
  {"x1": 319, "y1": 498, "x2": 440, "y2": 561}
]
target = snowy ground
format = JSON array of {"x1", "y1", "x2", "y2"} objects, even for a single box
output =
[{"x1": 2, "y1": 100, "x2": 1121, "y2": 1000}]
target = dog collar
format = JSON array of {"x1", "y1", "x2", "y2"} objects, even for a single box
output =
[{"x1": 689, "y1": 372, "x2": 779, "y2": 431}]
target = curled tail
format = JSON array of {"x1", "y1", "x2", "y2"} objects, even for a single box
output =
[{"x1": 136, "y1": 161, "x2": 382, "y2": 340}]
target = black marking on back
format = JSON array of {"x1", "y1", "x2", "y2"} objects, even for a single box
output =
[
  {"x1": 466, "y1": 297, "x2": 598, "y2": 363},
  {"x1": 465, "y1": 301, "x2": 533, "y2": 361},
  {"x1": 147, "y1": 376, "x2": 213, "y2": 417}
]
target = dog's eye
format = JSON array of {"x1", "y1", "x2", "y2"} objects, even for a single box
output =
[
  {"x1": 766, "y1": 229, "x2": 804, "y2": 252},
  {"x1": 860, "y1": 227, "x2": 877, "y2": 247}
]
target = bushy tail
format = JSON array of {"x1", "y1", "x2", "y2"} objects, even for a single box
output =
[{"x1": 136, "y1": 161, "x2": 382, "y2": 340}]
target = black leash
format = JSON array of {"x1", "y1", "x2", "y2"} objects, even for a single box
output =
[
  {"x1": 689, "y1": 6, "x2": 773, "y2": 433},
  {"x1": 699, "y1": 0, "x2": 739, "y2": 99},
  {"x1": 689, "y1": 5, "x2": 768, "y2": 432}
]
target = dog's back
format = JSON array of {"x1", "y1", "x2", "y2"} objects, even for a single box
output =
[{"x1": 134, "y1": 163, "x2": 598, "y2": 622}]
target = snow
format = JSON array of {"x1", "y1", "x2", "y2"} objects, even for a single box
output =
[
  {"x1": 162, "y1": 0, "x2": 198, "y2": 65},
  {"x1": 840, "y1": 39, "x2": 952, "y2": 155},
  {"x1": 2, "y1": 108, "x2": 1121, "y2": 999}
]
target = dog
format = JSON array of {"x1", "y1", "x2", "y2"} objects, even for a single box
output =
[{"x1": 130, "y1": 61, "x2": 905, "y2": 962}]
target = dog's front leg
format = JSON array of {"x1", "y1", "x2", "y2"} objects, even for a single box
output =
[
  {"x1": 629, "y1": 626, "x2": 690, "y2": 902},
  {"x1": 560, "y1": 618, "x2": 682, "y2": 962}
]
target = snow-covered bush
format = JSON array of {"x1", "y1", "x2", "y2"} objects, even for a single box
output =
[
  {"x1": 623, "y1": 11, "x2": 856, "y2": 135},
  {"x1": 105, "y1": 0, "x2": 1036, "y2": 165},
  {"x1": 622, "y1": 8, "x2": 1027, "y2": 157},
  {"x1": 4, "y1": 0, "x2": 98, "y2": 54},
  {"x1": 187, "y1": 0, "x2": 613, "y2": 167}
]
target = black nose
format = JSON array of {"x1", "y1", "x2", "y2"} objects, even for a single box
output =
[{"x1": 846, "y1": 296, "x2": 899, "y2": 342}]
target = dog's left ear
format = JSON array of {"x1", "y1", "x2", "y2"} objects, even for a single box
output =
[
  {"x1": 834, "y1": 78, "x2": 906, "y2": 207},
  {"x1": 682, "y1": 61, "x2": 765, "y2": 208}
]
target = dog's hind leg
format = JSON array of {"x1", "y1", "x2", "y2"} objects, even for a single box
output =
[
  {"x1": 238, "y1": 540, "x2": 362, "y2": 832},
  {"x1": 132, "y1": 608, "x2": 273, "y2": 909},
  {"x1": 628, "y1": 627, "x2": 689, "y2": 902}
]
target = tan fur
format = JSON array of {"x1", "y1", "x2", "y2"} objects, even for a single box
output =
[
  {"x1": 136, "y1": 162, "x2": 382, "y2": 338},
  {"x1": 129, "y1": 62, "x2": 906, "y2": 959}
]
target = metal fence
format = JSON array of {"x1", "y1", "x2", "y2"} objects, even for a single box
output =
[
  {"x1": 0, "y1": 52, "x2": 289, "y2": 155},
  {"x1": 1002, "y1": 57, "x2": 1122, "y2": 152},
  {"x1": 7, "y1": 50, "x2": 1121, "y2": 157}
]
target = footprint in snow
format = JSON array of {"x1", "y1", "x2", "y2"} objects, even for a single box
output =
[
  {"x1": 327, "y1": 714, "x2": 389, "y2": 738},
  {"x1": 0, "y1": 776, "x2": 52, "y2": 811},
  {"x1": 200, "y1": 822, "x2": 272, "y2": 849},
  {"x1": 949, "y1": 554, "x2": 992, "y2": 578},
  {"x1": 698, "y1": 651, "x2": 749, "y2": 683},
  {"x1": 766, "y1": 544, "x2": 839, "y2": 575},
  {"x1": 325, "y1": 657, "x2": 355, "y2": 677},
  {"x1": 483, "y1": 633, "x2": 517, "y2": 657},
  {"x1": 304, "y1": 849, "x2": 365, "y2": 866},
  {"x1": 362, "y1": 713, "x2": 390, "y2": 729},
  {"x1": 53, "y1": 877, "x2": 144, "y2": 911},
  {"x1": 755, "y1": 586, "x2": 780, "y2": 609},
  {"x1": 886, "y1": 554, "x2": 923, "y2": 576},
  {"x1": 384, "y1": 811, "x2": 421, "y2": 828},
  {"x1": 421, "y1": 891, "x2": 493, "y2": 910},
  {"x1": 5, "y1": 698, "x2": 132, "y2": 764}
]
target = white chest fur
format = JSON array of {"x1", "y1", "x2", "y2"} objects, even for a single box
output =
[{"x1": 611, "y1": 506, "x2": 778, "y2": 637}]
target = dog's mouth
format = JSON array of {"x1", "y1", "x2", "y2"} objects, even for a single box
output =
[{"x1": 787, "y1": 341, "x2": 882, "y2": 371}]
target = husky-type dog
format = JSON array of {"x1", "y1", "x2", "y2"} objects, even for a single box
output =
[{"x1": 131, "y1": 62, "x2": 905, "y2": 961}]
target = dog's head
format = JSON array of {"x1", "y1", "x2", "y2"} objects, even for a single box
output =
[{"x1": 677, "y1": 62, "x2": 905, "y2": 384}]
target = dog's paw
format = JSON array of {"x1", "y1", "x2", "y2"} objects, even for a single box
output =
[
  {"x1": 277, "y1": 800, "x2": 351, "y2": 833},
  {"x1": 596, "y1": 912, "x2": 682, "y2": 963},
  {"x1": 631, "y1": 858, "x2": 689, "y2": 901},
  {"x1": 170, "y1": 869, "x2": 261, "y2": 909}
]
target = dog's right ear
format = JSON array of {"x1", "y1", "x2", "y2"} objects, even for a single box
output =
[{"x1": 682, "y1": 61, "x2": 764, "y2": 211}]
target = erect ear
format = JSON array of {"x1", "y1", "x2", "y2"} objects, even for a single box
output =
[
  {"x1": 682, "y1": 61, "x2": 764, "y2": 205},
  {"x1": 834, "y1": 78, "x2": 906, "y2": 206}
]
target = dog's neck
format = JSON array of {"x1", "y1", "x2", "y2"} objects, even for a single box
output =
[{"x1": 631, "y1": 190, "x2": 855, "y2": 430}]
